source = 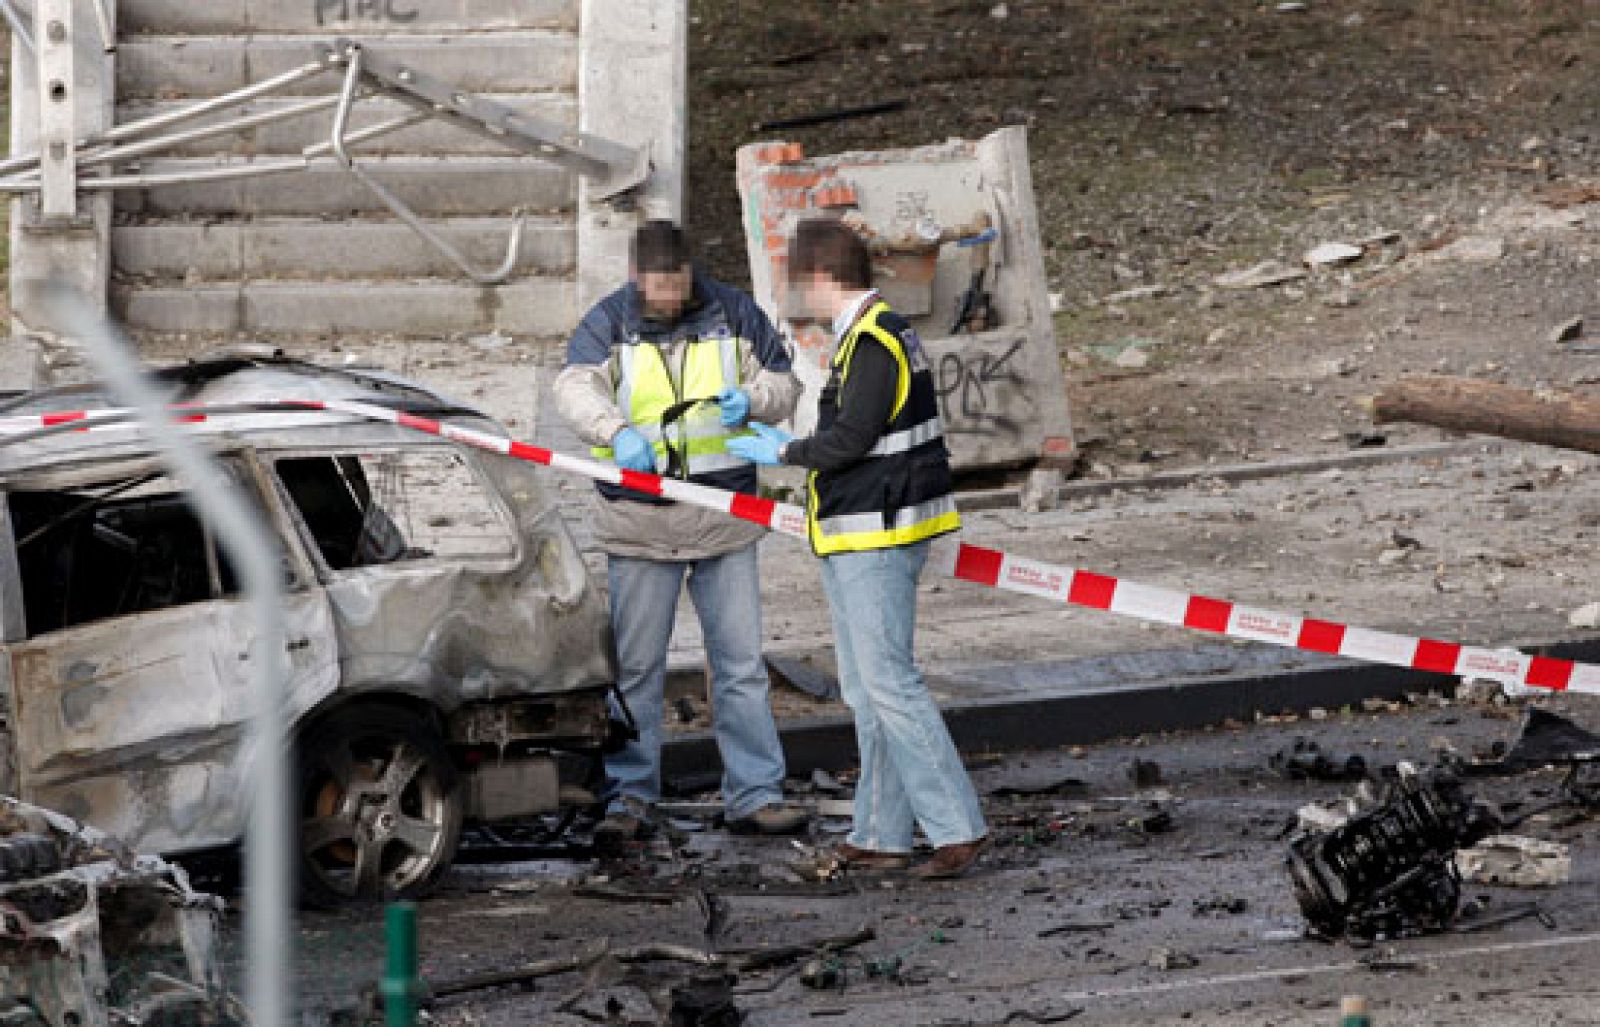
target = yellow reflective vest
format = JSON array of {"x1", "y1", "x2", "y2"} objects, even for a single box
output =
[
  {"x1": 806, "y1": 302, "x2": 961, "y2": 555},
  {"x1": 591, "y1": 333, "x2": 756, "y2": 482}
]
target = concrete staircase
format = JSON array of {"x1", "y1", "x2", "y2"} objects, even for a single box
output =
[{"x1": 109, "y1": 0, "x2": 584, "y2": 339}]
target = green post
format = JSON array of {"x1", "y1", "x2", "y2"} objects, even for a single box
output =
[
  {"x1": 1340, "y1": 995, "x2": 1372, "y2": 1027},
  {"x1": 382, "y1": 902, "x2": 420, "y2": 1027}
]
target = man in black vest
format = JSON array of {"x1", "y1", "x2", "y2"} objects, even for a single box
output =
[{"x1": 728, "y1": 219, "x2": 989, "y2": 879}]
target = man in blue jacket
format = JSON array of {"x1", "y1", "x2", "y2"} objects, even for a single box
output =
[{"x1": 554, "y1": 221, "x2": 806, "y2": 845}]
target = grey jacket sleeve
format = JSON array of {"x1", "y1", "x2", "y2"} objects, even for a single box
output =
[
  {"x1": 728, "y1": 289, "x2": 801, "y2": 425},
  {"x1": 553, "y1": 303, "x2": 628, "y2": 448}
]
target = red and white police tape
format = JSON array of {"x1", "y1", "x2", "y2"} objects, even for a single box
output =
[{"x1": 4, "y1": 396, "x2": 1596, "y2": 697}]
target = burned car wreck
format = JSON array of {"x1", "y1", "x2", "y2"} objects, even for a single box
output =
[
  {"x1": 1, "y1": 796, "x2": 233, "y2": 1025},
  {"x1": 0, "y1": 353, "x2": 618, "y2": 905}
]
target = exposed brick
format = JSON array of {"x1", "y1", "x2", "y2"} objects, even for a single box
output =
[{"x1": 765, "y1": 170, "x2": 823, "y2": 190}]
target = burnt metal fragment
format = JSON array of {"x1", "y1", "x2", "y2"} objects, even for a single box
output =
[{"x1": 1286, "y1": 770, "x2": 1497, "y2": 940}]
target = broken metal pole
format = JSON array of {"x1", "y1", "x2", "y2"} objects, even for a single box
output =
[
  {"x1": 75, "y1": 94, "x2": 345, "y2": 169},
  {"x1": 42, "y1": 287, "x2": 293, "y2": 1027},
  {"x1": 431, "y1": 944, "x2": 725, "y2": 1000},
  {"x1": 95, "y1": 59, "x2": 334, "y2": 147},
  {"x1": 329, "y1": 46, "x2": 526, "y2": 285},
  {"x1": 0, "y1": 0, "x2": 35, "y2": 56},
  {"x1": 89, "y1": 0, "x2": 112, "y2": 54},
  {"x1": 36, "y1": 0, "x2": 76, "y2": 219},
  {"x1": 0, "y1": 59, "x2": 333, "y2": 179}
]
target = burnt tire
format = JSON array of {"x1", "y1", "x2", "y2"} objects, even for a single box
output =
[{"x1": 295, "y1": 705, "x2": 462, "y2": 908}]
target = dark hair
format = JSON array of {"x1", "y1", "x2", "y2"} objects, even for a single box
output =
[
  {"x1": 789, "y1": 218, "x2": 872, "y2": 290},
  {"x1": 631, "y1": 220, "x2": 690, "y2": 274}
]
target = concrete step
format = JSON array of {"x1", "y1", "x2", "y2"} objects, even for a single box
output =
[
  {"x1": 115, "y1": 277, "x2": 576, "y2": 336},
  {"x1": 121, "y1": 0, "x2": 578, "y2": 36},
  {"x1": 113, "y1": 93, "x2": 576, "y2": 156},
  {"x1": 117, "y1": 33, "x2": 576, "y2": 100},
  {"x1": 113, "y1": 157, "x2": 572, "y2": 216},
  {"x1": 113, "y1": 216, "x2": 575, "y2": 280}
]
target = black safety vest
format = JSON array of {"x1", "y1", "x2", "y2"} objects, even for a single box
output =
[{"x1": 806, "y1": 301, "x2": 961, "y2": 555}]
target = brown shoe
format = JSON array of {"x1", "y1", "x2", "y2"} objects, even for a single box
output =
[
  {"x1": 835, "y1": 842, "x2": 911, "y2": 871},
  {"x1": 910, "y1": 835, "x2": 990, "y2": 880}
]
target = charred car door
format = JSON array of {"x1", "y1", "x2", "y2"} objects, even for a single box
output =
[{"x1": 0, "y1": 453, "x2": 339, "y2": 854}]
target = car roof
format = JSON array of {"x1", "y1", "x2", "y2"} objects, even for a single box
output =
[{"x1": 0, "y1": 350, "x2": 500, "y2": 479}]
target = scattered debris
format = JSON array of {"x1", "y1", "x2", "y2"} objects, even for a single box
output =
[
  {"x1": 1271, "y1": 738, "x2": 1368, "y2": 782},
  {"x1": 1456, "y1": 835, "x2": 1572, "y2": 888},
  {"x1": 1146, "y1": 946, "x2": 1200, "y2": 970},
  {"x1": 755, "y1": 99, "x2": 909, "y2": 133},
  {"x1": 467, "y1": 331, "x2": 512, "y2": 351},
  {"x1": 1129, "y1": 759, "x2": 1164, "y2": 788},
  {"x1": 430, "y1": 941, "x2": 725, "y2": 1000},
  {"x1": 1359, "y1": 950, "x2": 1423, "y2": 973},
  {"x1": 1534, "y1": 182, "x2": 1600, "y2": 209},
  {"x1": 766, "y1": 655, "x2": 842, "y2": 702},
  {"x1": 1192, "y1": 896, "x2": 1249, "y2": 917},
  {"x1": 1463, "y1": 707, "x2": 1600, "y2": 774},
  {"x1": 1103, "y1": 284, "x2": 1169, "y2": 305},
  {"x1": 1550, "y1": 317, "x2": 1585, "y2": 344},
  {"x1": 666, "y1": 972, "x2": 743, "y2": 1026},
  {"x1": 1304, "y1": 242, "x2": 1363, "y2": 267},
  {"x1": 1020, "y1": 467, "x2": 1064, "y2": 514},
  {"x1": 1433, "y1": 235, "x2": 1506, "y2": 263},
  {"x1": 1568, "y1": 602, "x2": 1600, "y2": 629},
  {"x1": 1129, "y1": 810, "x2": 1175, "y2": 835},
  {"x1": 1287, "y1": 770, "x2": 1497, "y2": 940},
  {"x1": 1344, "y1": 430, "x2": 1388, "y2": 449},
  {"x1": 990, "y1": 775, "x2": 1090, "y2": 799},
  {"x1": 727, "y1": 928, "x2": 877, "y2": 979},
  {"x1": 1037, "y1": 921, "x2": 1115, "y2": 938},
  {"x1": 1213, "y1": 260, "x2": 1307, "y2": 290},
  {"x1": 1296, "y1": 795, "x2": 1369, "y2": 833},
  {"x1": 1002, "y1": 1005, "x2": 1084, "y2": 1024},
  {"x1": 1377, "y1": 547, "x2": 1412, "y2": 566},
  {"x1": 808, "y1": 769, "x2": 851, "y2": 797},
  {"x1": 1451, "y1": 900, "x2": 1552, "y2": 934},
  {"x1": 815, "y1": 798, "x2": 856, "y2": 819}
]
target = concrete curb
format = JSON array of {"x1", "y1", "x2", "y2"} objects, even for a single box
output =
[{"x1": 661, "y1": 637, "x2": 1600, "y2": 777}]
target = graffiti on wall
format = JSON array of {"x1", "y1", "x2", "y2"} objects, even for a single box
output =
[
  {"x1": 314, "y1": 0, "x2": 419, "y2": 26},
  {"x1": 933, "y1": 335, "x2": 1030, "y2": 441}
]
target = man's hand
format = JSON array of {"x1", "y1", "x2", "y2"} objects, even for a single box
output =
[
  {"x1": 611, "y1": 426, "x2": 658, "y2": 472},
  {"x1": 726, "y1": 422, "x2": 793, "y2": 466},
  {"x1": 715, "y1": 387, "x2": 751, "y2": 428}
]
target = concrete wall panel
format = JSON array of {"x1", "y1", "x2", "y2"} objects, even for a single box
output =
[
  {"x1": 120, "y1": 0, "x2": 577, "y2": 36},
  {"x1": 113, "y1": 217, "x2": 575, "y2": 279},
  {"x1": 116, "y1": 34, "x2": 577, "y2": 99}
]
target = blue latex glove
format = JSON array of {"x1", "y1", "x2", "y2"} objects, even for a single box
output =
[
  {"x1": 610, "y1": 426, "x2": 657, "y2": 472},
  {"x1": 715, "y1": 387, "x2": 751, "y2": 427},
  {"x1": 725, "y1": 422, "x2": 793, "y2": 466}
]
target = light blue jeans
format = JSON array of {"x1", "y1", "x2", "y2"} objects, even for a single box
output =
[
  {"x1": 605, "y1": 544, "x2": 786, "y2": 819},
  {"x1": 819, "y1": 542, "x2": 987, "y2": 851}
]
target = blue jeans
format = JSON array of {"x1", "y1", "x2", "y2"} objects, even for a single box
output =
[
  {"x1": 605, "y1": 544, "x2": 786, "y2": 819},
  {"x1": 819, "y1": 542, "x2": 987, "y2": 851}
]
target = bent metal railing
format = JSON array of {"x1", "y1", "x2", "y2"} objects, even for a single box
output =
[{"x1": 1, "y1": 36, "x2": 648, "y2": 284}]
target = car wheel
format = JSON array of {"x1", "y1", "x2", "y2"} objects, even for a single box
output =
[{"x1": 296, "y1": 705, "x2": 462, "y2": 907}]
